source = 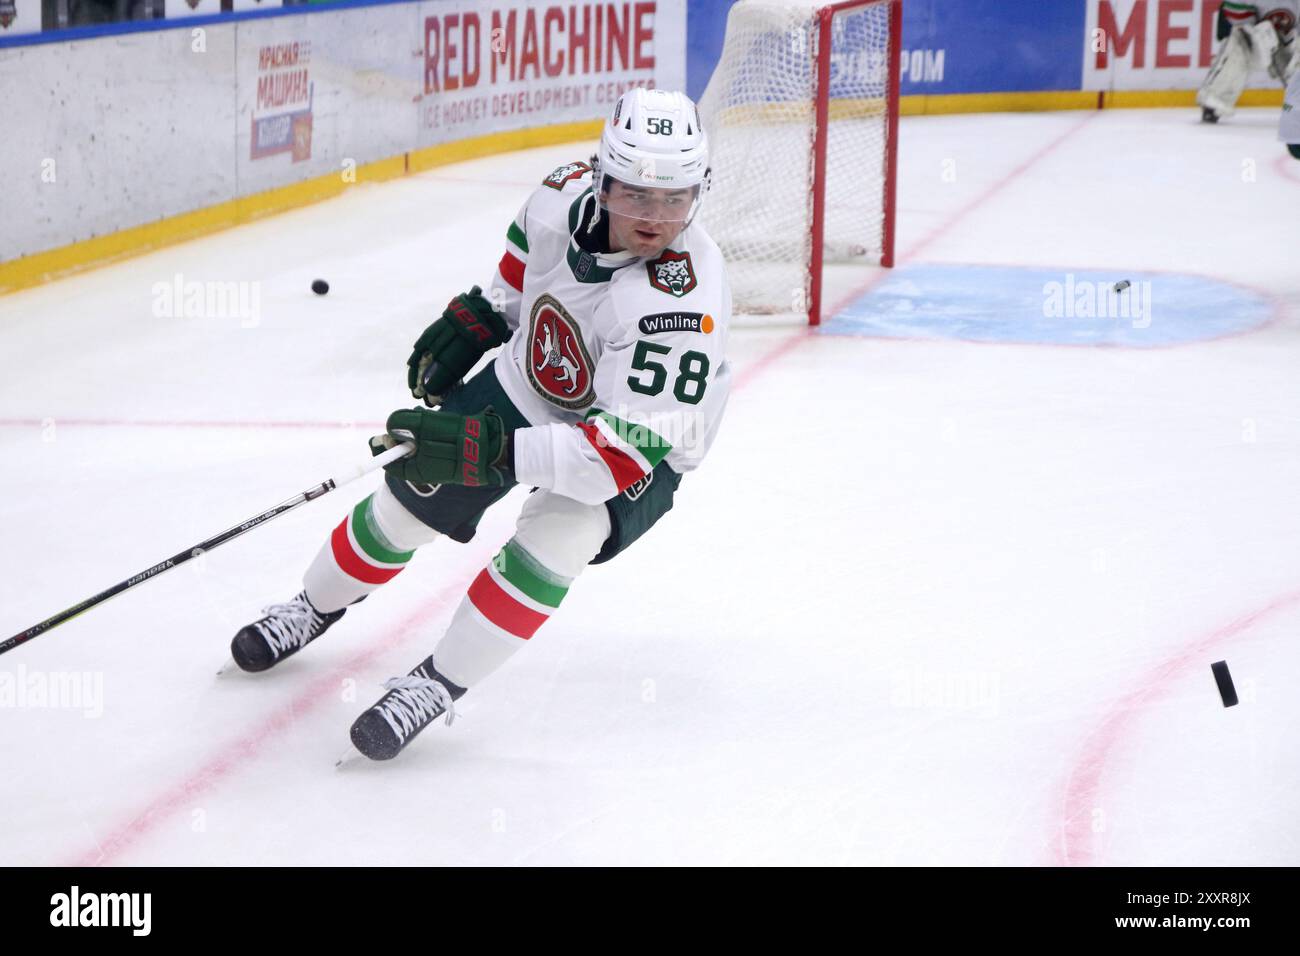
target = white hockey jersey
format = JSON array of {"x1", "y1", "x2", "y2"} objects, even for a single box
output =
[{"x1": 487, "y1": 160, "x2": 732, "y2": 506}]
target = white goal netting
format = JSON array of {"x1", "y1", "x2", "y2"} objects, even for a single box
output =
[{"x1": 698, "y1": 0, "x2": 896, "y2": 319}]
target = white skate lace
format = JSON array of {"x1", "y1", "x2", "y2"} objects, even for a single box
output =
[
  {"x1": 376, "y1": 674, "x2": 457, "y2": 741},
  {"x1": 254, "y1": 596, "x2": 323, "y2": 658}
]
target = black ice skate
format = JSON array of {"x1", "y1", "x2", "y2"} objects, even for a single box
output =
[
  {"x1": 349, "y1": 656, "x2": 466, "y2": 760},
  {"x1": 1201, "y1": 106, "x2": 1220, "y2": 124},
  {"x1": 230, "y1": 591, "x2": 346, "y2": 673}
]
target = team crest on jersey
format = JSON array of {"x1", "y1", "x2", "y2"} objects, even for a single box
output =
[
  {"x1": 527, "y1": 294, "x2": 595, "y2": 410},
  {"x1": 623, "y1": 469, "x2": 653, "y2": 501},
  {"x1": 543, "y1": 161, "x2": 592, "y2": 191},
  {"x1": 647, "y1": 250, "x2": 697, "y2": 298}
]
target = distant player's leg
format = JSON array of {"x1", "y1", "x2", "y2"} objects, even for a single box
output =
[
  {"x1": 1198, "y1": 18, "x2": 1280, "y2": 122},
  {"x1": 1283, "y1": 64, "x2": 1300, "y2": 159},
  {"x1": 349, "y1": 461, "x2": 682, "y2": 759}
]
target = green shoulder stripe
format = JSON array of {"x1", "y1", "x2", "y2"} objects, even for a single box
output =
[
  {"x1": 506, "y1": 221, "x2": 528, "y2": 254},
  {"x1": 588, "y1": 409, "x2": 672, "y2": 467}
]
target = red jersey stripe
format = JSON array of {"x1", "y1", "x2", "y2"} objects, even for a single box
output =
[
  {"x1": 577, "y1": 421, "x2": 646, "y2": 493},
  {"x1": 498, "y1": 251, "x2": 525, "y2": 292}
]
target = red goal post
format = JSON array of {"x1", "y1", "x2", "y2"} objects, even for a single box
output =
[{"x1": 698, "y1": 0, "x2": 903, "y2": 325}]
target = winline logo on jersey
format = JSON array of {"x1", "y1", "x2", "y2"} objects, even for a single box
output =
[
  {"x1": 50, "y1": 887, "x2": 151, "y2": 936},
  {"x1": 638, "y1": 311, "x2": 714, "y2": 335},
  {"x1": 1041, "y1": 273, "x2": 1152, "y2": 328}
]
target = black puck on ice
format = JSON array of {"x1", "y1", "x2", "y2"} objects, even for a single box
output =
[
  {"x1": 1113, "y1": 280, "x2": 1131, "y2": 293},
  {"x1": 311, "y1": 279, "x2": 330, "y2": 295},
  {"x1": 1211, "y1": 660, "x2": 1238, "y2": 707}
]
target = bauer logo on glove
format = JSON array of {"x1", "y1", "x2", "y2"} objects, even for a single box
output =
[
  {"x1": 371, "y1": 407, "x2": 511, "y2": 487},
  {"x1": 407, "y1": 286, "x2": 512, "y2": 407}
]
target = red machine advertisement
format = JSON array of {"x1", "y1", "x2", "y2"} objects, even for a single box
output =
[
  {"x1": 417, "y1": 1, "x2": 686, "y2": 137},
  {"x1": 1083, "y1": 0, "x2": 1287, "y2": 89}
]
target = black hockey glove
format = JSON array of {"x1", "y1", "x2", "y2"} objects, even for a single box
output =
[
  {"x1": 371, "y1": 406, "x2": 512, "y2": 487},
  {"x1": 408, "y1": 286, "x2": 511, "y2": 406}
]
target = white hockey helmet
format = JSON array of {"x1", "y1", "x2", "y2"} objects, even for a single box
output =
[{"x1": 592, "y1": 88, "x2": 710, "y2": 226}]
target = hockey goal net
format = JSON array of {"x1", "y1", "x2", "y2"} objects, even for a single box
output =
[{"x1": 698, "y1": 0, "x2": 901, "y2": 325}]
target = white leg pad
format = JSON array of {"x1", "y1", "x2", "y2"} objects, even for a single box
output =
[
  {"x1": 1282, "y1": 68, "x2": 1300, "y2": 144},
  {"x1": 369, "y1": 481, "x2": 441, "y2": 552},
  {"x1": 1277, "y1": 38, "x2": 1299, "y2": 83},
  {"x1": 512, "y1": 490, "x2": 611, "y2": 579},
  {"x1": 1198, "y1": 25, "x2": 1262, "y2": 117}
]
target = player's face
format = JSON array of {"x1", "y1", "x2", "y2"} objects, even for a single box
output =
[{"x1": 604, "y1": 180, "x2": 696, "y2": 257}]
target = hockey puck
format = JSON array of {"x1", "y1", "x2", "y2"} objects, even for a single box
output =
[
  {"x1": 1211, "y1": 660, "x2": 1238, "y2": 707},
  {"x1": 1113, "y1": 280, "x2": 1131, "y2": 293},
  {"x1": 311, "y1": 279, "x2": 330, "y2": 296}
]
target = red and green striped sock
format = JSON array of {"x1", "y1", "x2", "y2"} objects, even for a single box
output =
[
  {"x1": 465, "y1": 538, "x2": 572, "y2": 640},
  {"x1": 330, "y1": 494, "x2": 415, "y2": 585}
]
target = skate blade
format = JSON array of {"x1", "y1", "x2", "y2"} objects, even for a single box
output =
[
  {"x1": 334, "y1": 746, "x2": 367, "y2": 770},
  {"x1": 216, "y1": 657, "x2": 237, "y2": 677}
]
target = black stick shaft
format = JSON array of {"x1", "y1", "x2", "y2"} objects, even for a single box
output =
[{"x1": 0, "y1": 479, "x2": 337, "y2": 656}]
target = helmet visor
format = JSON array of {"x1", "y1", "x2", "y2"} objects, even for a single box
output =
[{"x1": 601, "y1": 178, "x2": 700, "y2": 224}]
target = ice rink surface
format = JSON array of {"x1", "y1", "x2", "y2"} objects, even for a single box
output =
[{"x1": 1, "y1": 108, "x2": 1297, "y2": 866}]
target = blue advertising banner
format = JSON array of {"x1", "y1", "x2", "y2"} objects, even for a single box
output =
[{"x1": 687, "y1": 0, "x2": 1087, "y2": 100}]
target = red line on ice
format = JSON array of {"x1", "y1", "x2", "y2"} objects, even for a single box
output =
[
  {"x1": 887, "y1": 111, "x2": 1102, "y2": 272},
  {"x1": 64, "y1": 568, "x2": 485, "y2": 867},
  {"x1": 1274, "y1": 152, "x2": 1300, "y2": 186},
  {"x1": 57, "y1": 113, "x2": 1103, "y2": 865},
  {"x1": 742, "y1": 110, "x2": 1101, "y2": 376},
  {"x1": 59, "y1": 259, "x2": 811, "y2": 864},
  {"x1": 1053, "y1": 585, "x2": 1300, "y2": 867}
]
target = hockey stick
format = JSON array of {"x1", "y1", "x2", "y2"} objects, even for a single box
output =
[{"x1": 0, "y1": 441, "x2": 414, "y2": 657}]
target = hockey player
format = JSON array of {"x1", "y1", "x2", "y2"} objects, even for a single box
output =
[
  {"x1": 229, "y1": 88, "x2": 732, "y2": 761},
  {"x1": 1283, "y1": 62, "x2": 1300, "y2": 156},
  {"x1": 1198, "y1": 1, "x2": 1298, "y2": 123}
]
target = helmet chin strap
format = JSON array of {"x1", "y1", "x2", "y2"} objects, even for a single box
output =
[
  {"x1": 586, "y1": 159, "x2": 604, "y2": 235},
  {"x1": 572, "y1": 189, "x2": 638, "y2": 263},
  {"x1": 681, "y1": 166, "x2": 712, "y2": 232}
]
